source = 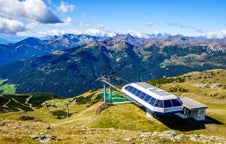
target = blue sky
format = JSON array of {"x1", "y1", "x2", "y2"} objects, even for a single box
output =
[{"x1": 0, "y1": 0, "x2": 226, "y2": 41}]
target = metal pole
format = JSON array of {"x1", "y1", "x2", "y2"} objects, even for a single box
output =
[
  {"x1": 109, "y1": 86, "x2": 112, "y2": 103},
  {"x1": 66, "y1": 103, "x2": 69, "y2": 118},
  {"x1": 104, "y1": 83, "x2": 106, "y2": 104}
]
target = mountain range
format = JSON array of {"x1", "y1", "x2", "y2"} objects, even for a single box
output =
[
  {"x1": 0, "y1": 38, "x2": 11, "y2": 45},
  {"x1": 1, "y1": 34, "x2": 226, "y2": 67},
  {"x1": 0, "y1": 34, "x2": 226, "y2": 97}
]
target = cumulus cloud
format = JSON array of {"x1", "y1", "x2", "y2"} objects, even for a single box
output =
[
  {"x1": 0, "y1": 18, "x2": 27, "y2": 34},
  {"x1": 26, "y1": 22, "x2": 40, "y2": 30},
  {"x1": 58, "y1": 1, "x2": 75, "y2": 12},
  {"x1": 54, "y1": 17, "x2": 72, "y2": 27},
  {"x1": 0, "y1": 0, "x2": 62, "y2": 34},
  {"x1": 206, "y1": 30, "x2": 226, "y2": 39},
  {"x1": 0, "y1": 0, "x2": 62, "y2": 24}
]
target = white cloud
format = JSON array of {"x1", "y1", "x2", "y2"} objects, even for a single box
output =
[
  {"x1": 26, "y1": 22, "x2": 40, "y2": 30},
  {"x1": 0, "y1": 0, "x2": 62, "y2": 34},
  {"x1": 37, "y1": 29, "x2": 69, "y2": 37},
  {"x1": 84, "y1": 29, "x2": 117, "y2": 37},
  {"x1": 58, "y1": 1, "x2": 75, "y2": 12},
  {"x1": 0, "y1": 0, "x2": 62, "y2": 24},
  {"x1": 54, "y1": 17, "x2": 72, "y2": 27},
  {"x1": 147, "y1": 22, "x2": 153, "y2": 27},
  {"x1": 46, "y1": 29, "x2": 60, "y2": 36},
  {"x1": 189, "y1": 25, "x2": 204, "y2": 33},
  {"x1": 96, "y1": 24, "x2": 106, "y2": 30},
  {"x1": 64, "y1": 17, "x2": 72, "y2": 24},
  {"x1": 76, "y1": 22, "x2": 90, "y2": 27},
  {"x1": 127, "y1": 30, "x2": 150, "y2": 38},
  {"x1": 206, "y1": 30, "x2": 226, "y2": 39},
  {"x1": 82, "y1": 12, "x2": 88, "y2": 19},
  {"x1": 0, "y1": 18, "x2": 27, "y2": 34},
  {"x1": 167, "y1": 22, "x2": 185, "y2": 28},
  {"x1": 37, "y1": 28, "x2": 116, "y2": 37},
  {"x1": 167, "y1": 22, "x2": 204, "y2": 34},
  {"x1": 97, "y1": 24, "x2": 105, "y2": 28},
  {"x1": 84, "y1": 29, "x2": 107, "y2": 36}
]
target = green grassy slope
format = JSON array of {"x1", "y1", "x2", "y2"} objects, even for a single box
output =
[
  {"x1": 0, "y1": 69, "x2": 225, "y2": 143},
  {"x1": 0, "y1": 79, "x2": 16, "y2": 94},
  {"x1": 0, "y1": 92, "x2": 62, "y2": 112}
]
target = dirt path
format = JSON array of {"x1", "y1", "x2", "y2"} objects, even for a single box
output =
[
  {"x1": 3, "y1": 99, "x2": 11, "y2": 107},
  {"x1": 25, "y1": 95, "x2": 32, "y2": 107},
  {"x1": 54, "y1": 102, "x2": 102, "y2": 126}
]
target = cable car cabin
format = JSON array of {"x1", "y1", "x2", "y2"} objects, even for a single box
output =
[{"x1": 122, "y1": 82, "x2": 183, "y2": 115}]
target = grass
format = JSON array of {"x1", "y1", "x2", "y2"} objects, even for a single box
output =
[
  {"x1": 88, "y1": 103, "x2": 169, "y2": 132},
  {"x1": 0, "y1": 69, "x2": 226, "y2": 143},
  {"x1": 0, "y1": 79, "x2": 6, "y2": 85},
  {"x1": 151, "y1": 69, "x2": 226, "y2": 138},
  {"x1": 0, "y1": 79, "x2": 16, "y2": 94},
  {"x1": 0, "y1": 93, "x2": 62, "y2": 113},
  {"x1": 0, "y1": 118, "x2": 197, "y2": 144}
]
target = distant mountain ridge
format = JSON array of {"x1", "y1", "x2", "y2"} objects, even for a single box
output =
[
  {"x1": 0, "y1": 36, "x2": 225, "y2": 97},
  {"x1": 0, "y1": 38, "x2": 11, "y2": 45},
  {"x1": 0, "y1": 33, "x2": 226, "y2": 66},
  {"x1": 0, "y1": 34, "x2": 107, "y2": 66}
]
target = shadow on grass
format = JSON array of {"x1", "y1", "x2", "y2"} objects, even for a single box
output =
[
  {"x1": 205, "y1": 115, "x2": 224, "y2": 125},
  {"x1": 156, "y1": 114, "x2": 223, "y2": 132}
]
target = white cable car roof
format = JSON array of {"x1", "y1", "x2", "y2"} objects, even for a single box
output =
[{"x1": 130, "y1": 82, "x2": 178, "y2": 100}]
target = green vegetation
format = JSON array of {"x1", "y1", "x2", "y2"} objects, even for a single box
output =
[
  {"x1": 0, "y1": 94, "x2": 33, "y2": 112},
  {"x1": 0, "y1": 79, "x2": 16, "y2": 94},
  {"x1": 89, "y1": 104, "x2": 169, "y2": 132},
  {"x1": 0, "y1": 97, "x2": 8, "y2": 105},
  {"x1": 3, "y1": 94, "x2": 30, "y2": 103},
  {"x1": 168, "y1": 85, "x2": 189, "y2": 92},
  {"x1": 147, "y1": 77, "x2": 185, "y2": 86},
  {"x1": 51, "y1": 110, "x2": 68, "y2": 119},
  {"x1": 74, "y1": 91, "x2": 103, "y2": 105},
  {"x1": 28, "y1": 92, "x2": 63, "y2": 107},
  {"x1": 19, "y1": 115, "x2": 35, "y2": 121},
  {"x1": 7, "y1": 100, "x2": 32, "y2": 112},
  {"x1": 0, "y1": 42, "x2": 225, "y2": 97},
  {"x1": 0, "y1": 92, "x2": 64, "y2": 113},
  {"x1": 0, "y1": 69, "x2": 226, "y2": 143}
]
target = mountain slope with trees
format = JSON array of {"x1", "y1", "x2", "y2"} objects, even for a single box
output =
[{"x1": 0, "y1": 38, "x2": 225, "y2": 97}]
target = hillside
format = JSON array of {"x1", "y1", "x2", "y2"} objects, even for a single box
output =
[
  {"x1": 0, "y1": 69, "x2": 226, "y2": 143},
  {"x1": 0, "y1": 34, "x2": 105, "y2": 66},
  {"x1": 0, "y1": 38, "x2": 225, "y2": 97},
  {"x1": 147, "y1": 69, "x2": 226, "y2": 104},
  {"x1": 0, "y1": 92, "x2": 62, "y2": 112}
]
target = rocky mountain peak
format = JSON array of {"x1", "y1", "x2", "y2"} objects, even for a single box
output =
[{"x1": 85, "y1": 39, "x2": 132, "y2": 51}]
